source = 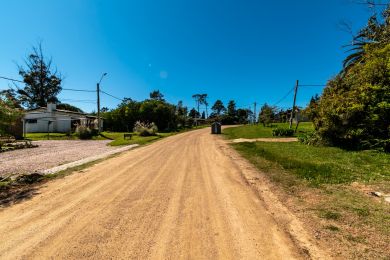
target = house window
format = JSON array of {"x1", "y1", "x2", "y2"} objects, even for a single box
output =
[{"x1": 26, "y1": 119, "x2": 37, "y2": 124}]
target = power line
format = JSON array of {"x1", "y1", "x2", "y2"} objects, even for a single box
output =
[
  {"x1": 60, "y1": 98, "x2": 96, "y2": 103},
  {"x1": 272, "y1": 86, "x2": 295, "y2": 106},
  {"x1": 100, "y1": 89, "x2": 123, "y2": 101},
  {"x1": 1, "y1": 76, "x2": 98, "y2": 93},
  {"x1": 299, "y1": 84, "x2": 327, "y2": 87},
  {"x1": 62, "y1": 88, "x2": 95, "y2": 93},
  {"x1": 0, "y1": 76, "x2": 24, "y2": 83}
]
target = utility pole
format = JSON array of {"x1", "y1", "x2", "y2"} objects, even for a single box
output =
[
  {"x1": 248, "y1": 106, "x2": 252, "y2": 124},
  {"x1": 253, "y1": 102, "x2": 257, "y2": 124},
  {"x1": 289, "y1": 80, "x2": 299, "y2": 129},
  {"x1": 97, "y1": 73, "x2": 107, "y2": 134},
  {"x1": 97, "y1": 82, "x2": 101, "y2": 134}
]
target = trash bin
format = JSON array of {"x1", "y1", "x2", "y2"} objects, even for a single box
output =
[{"x1": 211, "y1": 122, "x2": 222, "y2": 134}]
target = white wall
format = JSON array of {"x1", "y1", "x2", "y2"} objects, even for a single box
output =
[{"x1": 24, "y1": 111, "x2": 73, "y2": 133}]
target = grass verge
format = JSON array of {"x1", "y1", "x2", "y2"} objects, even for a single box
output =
[
  {"x1": 96, "y1": 132, "x2": 173, "y2": 146},
  {"x1": 233, "y1": 142, "x2": 389, "y2": 186},
  {"x1": 224, "y1": 125, "x2": 390, "y2": 259},
  {"x1": 223, "y1": 122, "x2": 314, "y2": 139},
  {"x1": 25, "y1": 132, "x2": 77, "y2": 140}
]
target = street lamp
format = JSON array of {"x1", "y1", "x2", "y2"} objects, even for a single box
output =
[{"x1": 97, "y1": 72, "x2": 107, "y2": 134}]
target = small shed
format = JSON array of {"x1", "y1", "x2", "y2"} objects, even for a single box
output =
[{"x1": 211, "y1": 122, "x2": 222, "y2": 134}]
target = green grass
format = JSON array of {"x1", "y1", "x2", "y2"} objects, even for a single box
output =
[
  {"x1": 224, "y1": 123, "x2": 389, "y2": 186},
  {"x1": 223, "y1": 123, "x2": 390, "y2": 258},
  {"x1": 26, "y1": 132, "x2": 77, "y2": 140},
  {"x1": 25, "y1": 131, "x2": 174, "y2": 146},
  {"x1": 99, "y1": 132, "x2": 173, "y2": 146},
  {"x1": 231, "y1": 141, "x2": 390, "y2": 186},
  {"x1": 223, "y1": 122, "x2": 314, "y2": 139}
]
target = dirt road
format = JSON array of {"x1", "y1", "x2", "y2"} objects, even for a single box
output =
[{"x1": 0, "y1": 128, "x2": 312, "y2": 259}]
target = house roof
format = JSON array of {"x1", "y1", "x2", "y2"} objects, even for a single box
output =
[{"x1": 26, "y1": 107, "x2": 97, "y2": 119}]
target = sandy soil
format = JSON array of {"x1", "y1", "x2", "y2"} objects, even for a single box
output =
[
  {"x1": 0, "y1": 128, "x2": 326, "y2": 259},
  {"x1": 0, "y1": 140, "x2": 115, "y2": 177}
]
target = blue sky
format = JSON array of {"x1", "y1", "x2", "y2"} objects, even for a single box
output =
[{"x1": 0, "y1": 0, "x2": 383, "y2": 113}]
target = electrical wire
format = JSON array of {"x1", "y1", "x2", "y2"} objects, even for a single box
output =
[
  {"x1": 299, "y1": 84, "x2": 327, "y2": 87},
  {"x1": 272, "y1": 86, "x2": 295, "y2": 106},
  {"x1": 60, "y1": 98, "x2": 96, "y2": 103},
  {"x1": 0, "y1": 76, "x2": 24, "y2": 83},
  {"x1": 100, "y1": 89, "x2": 123, "y2": 101},
  {"x1": 62, "y1": 88, "x2": 95, "y2": 92}
]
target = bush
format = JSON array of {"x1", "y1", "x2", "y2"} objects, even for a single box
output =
[
  {"x1": 75, "y1": 125, "x2": 98, "y2": 140},
  {"x1": 272, "y1": 128, "x2": 294, "y2": 137},
  {"x1": 133, "y1": 121, "x2": 158, "y2": 136},
  {"x1": 313, "y1": 44, "x2": 390, "y2": 151},
  {"x1": 298, "y1": 132, "x2": 324, "y2": 146}
]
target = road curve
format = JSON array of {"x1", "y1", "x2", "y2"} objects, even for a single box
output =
[{"x1": 0, "y1": 128, "x2": 304, "y2": 259}]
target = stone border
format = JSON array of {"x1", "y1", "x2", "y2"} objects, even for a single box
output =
[{"x1": 42, "y1": 144, "x2": 139, "y2": 175}]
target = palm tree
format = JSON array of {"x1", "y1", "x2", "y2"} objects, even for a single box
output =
[{"x1": 343, "y1": 6, "x2": 389, "y2": 72}]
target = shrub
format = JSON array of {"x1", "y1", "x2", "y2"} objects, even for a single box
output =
[
  {"x1": 133, "y1": 121, "x2": 158, "y2": 136},
  {"x1": 298, "y1": 132, "x2": 324, "y2": 146},
  {"x1": 75, "y1": 125, "x2": 98, "y2": 140},
  {"x1": 313, "y1": 44, "x2": 390, "y2": 151},
  {"x1": 272, "y1": 128, "x2": 294, "y2": 137}
]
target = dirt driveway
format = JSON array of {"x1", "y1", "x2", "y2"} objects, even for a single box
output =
[
  {"x1": 0, "y1": 140, "x2": 115, "y2": 177},
  {"x1": 0, "y1": 128, "x2": 326, "y2": 259}
]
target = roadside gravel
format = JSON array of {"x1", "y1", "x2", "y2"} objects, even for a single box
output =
[{"x1": 0, "y1": 140, "x2": 120, "y2": 178}]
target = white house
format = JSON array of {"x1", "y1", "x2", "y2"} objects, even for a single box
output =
[{"x1": 23, "y1": 103, "x2": 102, "y2": 134}]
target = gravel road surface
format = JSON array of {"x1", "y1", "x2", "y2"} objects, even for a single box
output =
[
  {"x1": 0, "y1": 140, "x2": 115, "y2": 177},
  {"x1": 0, "y1": 128, "x2": 326, "y2": 259}
]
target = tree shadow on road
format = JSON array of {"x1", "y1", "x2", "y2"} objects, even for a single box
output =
[{"x1": 0, "y1": 183, "x2": 41, "y2": 208}]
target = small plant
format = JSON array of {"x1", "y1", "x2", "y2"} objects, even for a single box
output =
[
  {"x1": 320, "y1": 210, "x2": 341, "y2": 220},
  {"x1": 325, "y1": 225, "x2": 340, "y2": 232},
  {"x1": 272, "y1": 128, "x2": 294, "y2": 137},
  {"x1": 133, "y1": 121, "x2": 158, "y2": 136},
  {"x1": 75, "y1": 125, "x2": 98, "y2": 140}
]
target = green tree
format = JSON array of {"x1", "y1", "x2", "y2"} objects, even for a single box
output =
[
  {"x1": 199, "y1": 94, "x2": 208, "y2": 118},
  {"x1": 176, "y1": 101, "x2": 188, "y2": 127},
  {"x1": 343, "y1": 5, "x2": 390, "y2": 72},
  {"x1": 236, "y1": 109, "x2": 249, "y2": 124},
  {"x1": 189, "y1": 108, "x2": 200, "y2": 118},
  {"x1": 0, "y1": 92, "x2": 23, "y2": 135},
  {"x1": 211, "y1": 100, "x2": 226, "y2": 116},
  {"x1": 314, "y1": 44, "x2": 390, "y2": 151},
  {"x1": 303, "y1": 94, "x2": 320, "y2": 121},
  {"x1": 227, "y1": 100, "x2": 237, "y2": 117},
  {"x1": 149, "y1": 90, "x2": 165, "y2": 101},
  {"x1": 57, "y1": 103, "x2": 83, "y2": 113},
  {"x1": 192, "y1": 94, "x2": 201, "y2": 115},
  {"x1": 17, "y1": 43, "x2": 62, "y2": 108},
  {"x1": 259, "y1": 103, "x2": 275, "y2": 127}
]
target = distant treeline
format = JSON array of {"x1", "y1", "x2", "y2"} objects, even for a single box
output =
[{"x1": 101, "y1": 93, "x2": 257, "y2": 132}]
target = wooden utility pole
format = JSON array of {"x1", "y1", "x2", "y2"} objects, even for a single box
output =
[
  {"x1": 289, "y1": 80, "x2": 299, "y2": 129},
  {"x1": 97, "y1": 83, "x2": 101, "y2": 134}
]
